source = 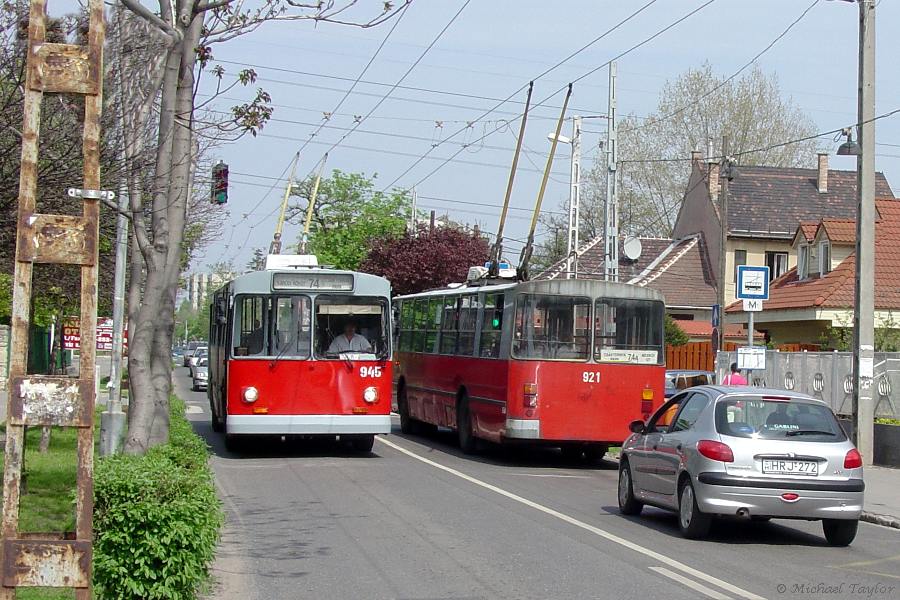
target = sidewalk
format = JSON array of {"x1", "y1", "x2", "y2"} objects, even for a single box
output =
[{"x1": 862, "y1": 466, "x2": 900, "y2": 528}]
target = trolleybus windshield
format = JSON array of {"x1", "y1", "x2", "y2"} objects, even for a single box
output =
[
  {"x1": 594, "y1": 298, "x2": 663, "y2": 364},
  {"x1": 233, "y1": 295, "x2": 312, "y2": 358},
  {"x1": 316, "y1": 295, "x2": 389, "y2": 360},
  {"x1": 513, "y1": 294, "x2": 591, "y2": 361}
]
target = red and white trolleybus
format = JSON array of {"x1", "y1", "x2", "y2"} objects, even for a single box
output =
[
  {"x1": 394, "y1": 270, "x2": 665, "y2": 459},
  {"x1": 208, "y1": 255, "x2": 392, "y2": 452}
]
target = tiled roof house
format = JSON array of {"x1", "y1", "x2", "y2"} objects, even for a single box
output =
[{"x1": 724, "y1": 200, "x2": 900, "y2": 345}]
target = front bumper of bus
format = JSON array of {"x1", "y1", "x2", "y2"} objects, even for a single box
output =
[
  {"x1": 227, "y1": 414, "x2": 391, "y2": 435},
  {"x1": 504, "y1": 418, "x2": 540, "y2": 439}
]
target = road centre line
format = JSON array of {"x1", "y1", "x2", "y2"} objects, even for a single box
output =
[
  {"x1": 377, "y1": 437, "x2": 766, "y2": 600},
  {"x1": 648, "y1": 567, "x2": 732, "y2": 600}
]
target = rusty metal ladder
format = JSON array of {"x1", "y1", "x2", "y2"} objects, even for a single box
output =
[{"x1": 0, "y1": 0, "x2": 105, "y2": 595}]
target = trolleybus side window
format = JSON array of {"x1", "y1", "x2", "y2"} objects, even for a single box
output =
[
  {"x1": 440, "y1": 296, "x2": 460, "y2": 355},
  {"x1": 594, "y1": 298, "x2": 664, "y2": 364},
  {"x1": 236, "y1": 296, "x2": 266, "y2": 356},
  {"x1": 424, "y1": 298, "x2": 442, "y2": 354},
  {"x1": 272, "y1": 296, "x2": 312, "y2": 357},
  {"x1": 315, "y1": 295, "x2": 387, "y2": 358},
  {"x1": 399, "y1": 300, "x2": 415, "y2": 351},
  {"x1": 513, "y1": 295, "x2": 590, "y2": 361},
  {"x1": 480, "y1": 293, "x2": 504, "y2": 358},
  {"x1": 411, "y1": 299, "x2": 427, "y2": 352},
  {"x1": 457, "y1": 294, "x2": 478, "y2": 356}
]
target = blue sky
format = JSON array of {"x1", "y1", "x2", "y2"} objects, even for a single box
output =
[{"x1": 93, "y1": 1, "x2": 900, "y2": 273}]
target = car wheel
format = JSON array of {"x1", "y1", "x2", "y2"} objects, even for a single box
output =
[
  {"x1": 560, "y1": 444, "x2": 584, "y2": 462},
  {"x1": 398, "y1": 386, "x2": 414, "y2": 434},
  {"x1": 678, "y1": 478, "x2": 711, "y2": 539},
  {"x1": 822, "y1": 519, "x2": 858, "y2": 546},
  {"x1": 351, "y1": 435, "x2": 375, "y2": 453},
  {"x1": 618, "y1": 460, "x2": 644, "y2": 516},
  {"x1": 457, "y1": 394, "x2": 476, "y2": 454}
]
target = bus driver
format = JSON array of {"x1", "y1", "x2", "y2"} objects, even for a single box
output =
[{"x1": 328, "y1": 320, "x2": 372, "y2": 353}]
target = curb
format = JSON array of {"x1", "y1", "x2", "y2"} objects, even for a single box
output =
[{"x1": 861, "y1": 511, "x2": 900, "y2": 529}]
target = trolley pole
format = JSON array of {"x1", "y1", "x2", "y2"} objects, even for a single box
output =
[{"x1": 852, "y1": 0, "x2": 876, "y2": 465}]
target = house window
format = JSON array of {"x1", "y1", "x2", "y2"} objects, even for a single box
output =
[
  {"x1": 819, "y1": 241, "x2": 832, "y2": 274},
  {"x1": 733, "y1": 249, "x2": 747, "y2": 282},
  {"x1": 765, "y1": 251, "x2": 788, "y2": 281},
  {"x1": 798, "y1": 245, "x2": 809, "y2": 280}
]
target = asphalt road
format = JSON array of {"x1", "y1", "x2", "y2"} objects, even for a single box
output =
[{"x1": 174, "y1": 369, "x2": 900, "y2": 600}]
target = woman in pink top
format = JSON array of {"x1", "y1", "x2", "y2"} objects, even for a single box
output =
[{"x1": 722, "y1": 362, "x2": 748, "y2": 385}]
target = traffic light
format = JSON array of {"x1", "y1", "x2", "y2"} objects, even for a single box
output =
[{"x1": 211, "y1": 161, "x2": 229, "y2": 204}]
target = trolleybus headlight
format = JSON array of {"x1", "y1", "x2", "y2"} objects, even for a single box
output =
[
  {"x1": 363, "y1": 386, "x2": 378, "y2": 404},
  {"x1": 243, "y1": 386, "x2": 259, "y2": 403}
]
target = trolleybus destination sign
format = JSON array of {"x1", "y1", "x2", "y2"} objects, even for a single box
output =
[{"x1": 272, "y1": 272, "x2": 354, "y2": 291}]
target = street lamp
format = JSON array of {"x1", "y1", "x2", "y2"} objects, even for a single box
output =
[
  {"x1": 547, "y1": 117, "x2": 581, "y2": 279},
  {"x1": 836, "y1": 127, "x2": 862, "y2": 156}
]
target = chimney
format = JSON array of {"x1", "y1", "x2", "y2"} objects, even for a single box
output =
[
  {"x1": 817, "y1": 153, "x2": 829, "y2": 193},
  {"x1": 707, "y1": 161, "x2": 720, "y2": 201},
  {"x1": 691, "y1": 150, "x2": 703, "y2": 164}
]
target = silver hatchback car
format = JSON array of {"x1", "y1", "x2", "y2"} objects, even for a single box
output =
[{"x1": 618, "y1": 386, "x2": 863, "y2": 546}]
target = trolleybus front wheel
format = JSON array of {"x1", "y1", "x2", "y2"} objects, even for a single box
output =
[
  {"x1": 350, "y1": 434, "x2": 375, "y2": 453},
  {"x1": 457, "y1": 394, "x2": 477, "y2": 455},
  {"x1": 210, "y1": 403, "x2": 225, "y2": 433}
]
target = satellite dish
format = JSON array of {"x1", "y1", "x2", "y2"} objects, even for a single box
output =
[{"x1": 623, "y1": 237, "x2": 642, "y2": 261}]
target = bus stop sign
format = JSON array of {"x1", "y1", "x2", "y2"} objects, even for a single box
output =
[{"x1": 737, "y1": 265, "x2": 770, "y2": 300}]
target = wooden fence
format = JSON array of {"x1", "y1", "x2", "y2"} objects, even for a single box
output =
[{"x1": 666, "y1": 342, "x2": 823, "y2": 370}]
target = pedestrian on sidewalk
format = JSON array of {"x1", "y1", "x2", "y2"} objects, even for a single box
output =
[{"x1": 722, "y1": 362, "x2": 747, "y2": 386}]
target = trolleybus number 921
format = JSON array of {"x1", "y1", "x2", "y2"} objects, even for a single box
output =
[
  {"x1": 582, "y1": 371, "x2": 601, "y2": 383},
  {"x1": 360, "y1": 366, "x2": 383, "y2": 378}
]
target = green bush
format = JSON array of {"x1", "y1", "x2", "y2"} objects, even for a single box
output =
[{"x1": 93, "y1": 397, "x2": 222, "y2": 599}]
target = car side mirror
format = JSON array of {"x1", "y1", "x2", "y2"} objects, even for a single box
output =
[{"x1": 629, "y1": 419, "x2": 646, "y2": 434}]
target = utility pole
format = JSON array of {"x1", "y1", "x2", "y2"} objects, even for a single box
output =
[
  {"x1": 718, "y1": 137, "x2": 730, "y2": 357},
  {"x1": 411, "y1": 186, "x2": 418, "y2": 234},
  {"x1": 852, "y1": 0, "x2": 876, "y2": 464},
  {"x1": 604, "y1": 62, "x2": 619, "y2": 282},
  {"x1": 101, "y1": 4, "x2": 130, "y2": 456},
  {"x1": 566, "y1": 116, "x2": 582, "y2": 279}
]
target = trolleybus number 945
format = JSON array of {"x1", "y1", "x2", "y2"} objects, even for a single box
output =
[{"x1": 360, "y1": 366, "x2": 383, "y2": 378}]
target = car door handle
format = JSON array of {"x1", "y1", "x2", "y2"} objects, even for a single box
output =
[
  {"x1": 652, "y1": 444, "x2": 658, "y2": 450},
  {"x1": 676, "y1": 444, "x2": 683, "y2": 451}
]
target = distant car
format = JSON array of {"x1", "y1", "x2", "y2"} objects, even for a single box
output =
[
  {"x1": 183, "y1": 341, "x2": 203, "y2": 367},
  {"x1": 665, "y1": 370, "x2": 714, "y2": 398},
  {"x1": 189, "y1": 346, "x2": 208, "y2": 375},
  {"x1": 192, "y1": 357, "x2": 209, "y2": 392},
  {"x1": 618, "y1": 386, "x2": 863, "y2": 546}
]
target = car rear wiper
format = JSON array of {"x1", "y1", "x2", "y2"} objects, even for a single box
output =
[{"x1": 785, "y1": 430, "x2": 837, "y2": 437}]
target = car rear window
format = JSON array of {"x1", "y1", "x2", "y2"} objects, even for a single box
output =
[{"x1": 715, "y1": 397, "x2": 846, "y2": 442}]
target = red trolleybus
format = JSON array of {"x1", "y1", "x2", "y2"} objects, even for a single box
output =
[
  {"x1": 394, "y1": 275, "x2": 665, "y2": 458},
  {"x1": 208, "y1": 256, "x2": 392, "y2": 452}
]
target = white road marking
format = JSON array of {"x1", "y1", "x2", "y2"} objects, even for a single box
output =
[
  {"x1": 649, "y1": 567, "x2": 732, "y2": 600},
  {"x1": 510, "y1": 473, "x2": 591, "y2": 479},
  {"x1": 377, "y1": 437, "x2": 766, "y2": 600}
]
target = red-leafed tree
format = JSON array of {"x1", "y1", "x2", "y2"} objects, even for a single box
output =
[{"x1": 362, "y1": 227, "x2": 490, "y2": 296}]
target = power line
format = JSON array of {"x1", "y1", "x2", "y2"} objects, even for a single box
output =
[
  {"x1": 389, "y1": 0, "x2": 721, "y2": 194},
  {"x1": 295, "y1": 1, "x2": 411, "y2": 156},
  {"x1": 313, "y1": 0, "x2": 472, "y2": 164},
  {"x1": 621, "y1": 0, "x2": 822, "y2": 135},
  {"x1": 380, "y1": 0, "x2": 666, "y2": 192}
]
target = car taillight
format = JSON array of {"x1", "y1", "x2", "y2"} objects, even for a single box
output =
[
  {"x1": 524, "y1": 383, "x2": 538, "y2": 408},
  {"x1": 844, "y1": 448, "x2": 863, "y2": 469},
  {"x1": 697, "y1": 440, "x2": 734, "y2": 463}
]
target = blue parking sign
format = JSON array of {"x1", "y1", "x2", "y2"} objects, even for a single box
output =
[{"x1": 736, "y1": 265, "x2": 769, "y2": 300}]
